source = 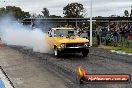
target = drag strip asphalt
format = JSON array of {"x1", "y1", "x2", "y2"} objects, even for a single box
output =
[{"x1": 0, "y1": 47, "x2": 69, "y2": 88}]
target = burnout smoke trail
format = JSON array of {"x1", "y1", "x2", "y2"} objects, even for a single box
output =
[{"x1": 0, "y1": 15, "x2": 50, "y2": 53}]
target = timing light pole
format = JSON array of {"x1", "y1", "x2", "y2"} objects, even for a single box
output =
[
  {"x1": 90, "y1": 0, "x2": 93, "y2": 47},
  {"x1": 4, "y1": 0, "x2": 6, "y2": 7},
  {"x1": 130, "y1": 6, "x2": 132, "y2": 17}
]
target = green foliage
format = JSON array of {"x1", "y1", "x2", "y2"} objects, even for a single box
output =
[
  {"x1": 49, "y1": 15, "x2": 62, "y2": 18},
  {"x1": 37, "y1": 14, "x2": 44, "y2": 18},
  {"x1": 130, "y1": 7, "x2": 132, "y2": 17},
  {"x1": 0, "y1": 6, "x2": 30, "y2": 19},
  {"x1": 124, "y1": 10, "x2": 129, "y2": 17},
  {"x1": 41, "y1": 8, "x2": 50, "y2": 18},
  {"x1": 63, "y1": 3, "x2": 85, "y2": 18},
  {"x1": 0, "y1": 7, "x2": 6, "y2": 14},
  {"x1": 99, "y1": 45, "x2": 132, "y2": 53}
]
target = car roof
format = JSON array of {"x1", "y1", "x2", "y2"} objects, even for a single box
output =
[{"x1": 51, "y1": 27, "x2": 75, "y2": 30}]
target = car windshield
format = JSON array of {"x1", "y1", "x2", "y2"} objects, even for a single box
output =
[
  {"x1": 54, "y1": 29, "x2": 77, "y2": 37},
  {"x1": 80, "y1": 33, "x2": 88, "y2": 38}
]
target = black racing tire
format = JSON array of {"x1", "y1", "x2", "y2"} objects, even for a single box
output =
[{"x1": 82, "y1": 49, "x2": 89, "y2": 57}]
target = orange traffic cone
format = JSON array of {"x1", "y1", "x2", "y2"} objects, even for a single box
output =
[
  {"x1": 0, "y1": 43, "x2": 3, "y2": 48},
  {"x1": 0, "y1": 40, "x2": 3, "y2": 48}
]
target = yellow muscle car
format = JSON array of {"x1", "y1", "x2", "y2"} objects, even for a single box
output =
[{"x1": 45, "y1": 27, "x2": 90, "y2": 57}]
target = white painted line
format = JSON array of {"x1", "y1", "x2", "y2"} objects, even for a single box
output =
[
  {"x1": 110, "y1": 50, "x2": 132, "y2": 56},
  {"x1": 0, "y1": 69, "x2": 13, "y2": 88}
]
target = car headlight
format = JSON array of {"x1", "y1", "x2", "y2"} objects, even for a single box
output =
[
  {"x1": 60, "y1": 44, "x2": 65, "y2": 48},
  {"x1": 84, "y1": 43, "x2": 89, "y2": 47}
]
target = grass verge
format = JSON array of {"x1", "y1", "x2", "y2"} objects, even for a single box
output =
[{"x1": 98, "y1": 45, "x2": 132, "y2": 53}]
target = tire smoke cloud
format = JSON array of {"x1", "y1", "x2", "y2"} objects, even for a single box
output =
[{"x1": 0, "y1": 15, "x2": 50, "y2": 53}]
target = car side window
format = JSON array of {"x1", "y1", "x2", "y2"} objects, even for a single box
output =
[{"x1": 51, "y1": 30, "x2": 54, "y2": 37}]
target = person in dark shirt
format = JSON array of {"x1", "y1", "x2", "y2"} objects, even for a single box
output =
[
  {"x1": 96, "y1": 26, "x2": 102, "y2": 45},
  {"x1": 112, "y1": 25, "x2": 120, "y2": 46},
  {"x1": 128, "y1": 23, "x2": 132, "y2": 39},
  {"x1": 119, "y1": 25, "x2": 125, "y2": 46},
  {"x1": 123, "y1": 25, "x2": 130, "y2": 47}
]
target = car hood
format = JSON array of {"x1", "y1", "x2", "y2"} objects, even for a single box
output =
[{"x1": 57, "y1": 36, "x2": 89, "y2": 43}]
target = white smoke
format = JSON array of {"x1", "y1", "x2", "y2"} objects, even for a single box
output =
[{"x1": 0, "y1": 15, "x2": 50, "y2": 53}]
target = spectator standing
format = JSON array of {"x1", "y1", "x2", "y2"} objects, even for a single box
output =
[
  {"x1": 96, "y1": 26, "x2": 102, "y2": 45},
  {"x1": 124, "y1": 25, "x2": 130, "y2": 47},
  {"x1": 116, "y1": 25, "x2": 120, "y2": 43},
  {"x1": 101, "y1": 27, "x2": 107, "y2": 43},
  {"x1": 128, "y1": 23, "x2": 132, "y2": 39},
  {"x1": 119, "y1": 24, "x2": 125, "y2": 46},
  {"x1": 119, "y1": 25, "x2": 122, "y2": 44},
  {"x1": 112, "y1": 26, "x2": 118, "y2": 46}
]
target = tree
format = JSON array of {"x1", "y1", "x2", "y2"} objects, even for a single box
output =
[
  {"x1": 49, "y1": 15, "x2": 62, "y2": 18},
  {"x1": 63, "y1": 3, "x2": 85, "y2": 18},
  {"x1": 109, "y1": 15, "x2": 119, "y2": 17},
  {"x1": 82, "y1": 9, "x2": 88, "y2": 18},
  {"x1": 124, "y1": 10, "x2": 129, "y2": 17},
  {"x1": 0, "y1": 7, "x2": 6, "y2": 14},
  {"x1": 0, "y1": 6, "x2": 30, "y2": 19},
  {"x1": 96, "y1": 16, "x2": 103, "y2": 18},
  {"x1": 31, "y1": 13, "x2": 37, "y2": 18},
  {"x1": 41, "y1": 8, "x2": 49, "y2": 18},
  {"x1": 37, "y1": 14, "x2": 44, "y2": 18},
  {"x1": 130, "y1": 6, "x2": 132, "y2": 17}
]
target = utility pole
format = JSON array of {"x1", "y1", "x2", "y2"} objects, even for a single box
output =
[
  {"x1": 90, "y1": 0, "x2": 93, "y2": 46},
  {"x1": 76, "y1": 20, "x2": 78, "y2": 28},
  {"x1": 4, "y1": 0, "x2": 6, "y2": 7},
  {"x1": 130, "y1": 6, "x2": 132, "y2": 17}
]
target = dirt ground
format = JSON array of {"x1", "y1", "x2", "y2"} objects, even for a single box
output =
[{"x1": 0, "y1": 47, "x2": 68, "y2": 88}]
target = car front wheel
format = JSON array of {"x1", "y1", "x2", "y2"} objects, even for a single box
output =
[{"x1": 54, "y1": 48, "x2": 60, "y2": 57}]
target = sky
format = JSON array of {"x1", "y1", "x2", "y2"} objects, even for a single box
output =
[{"x1": 0, "y1": 0, "x2": 132, "y2": 17}]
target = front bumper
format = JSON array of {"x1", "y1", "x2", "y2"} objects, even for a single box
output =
[{"x1": 57, "y1": 46, "x2": 90, "y2": 53}]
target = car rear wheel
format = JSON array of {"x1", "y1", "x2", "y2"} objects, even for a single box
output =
[{"x1": 82, "y1": 49, "x2": 89, "y2": 57}]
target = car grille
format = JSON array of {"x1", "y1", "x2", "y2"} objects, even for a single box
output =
[{"x1": 66, "y1": 43, "x2": 84, "y2": 47}]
